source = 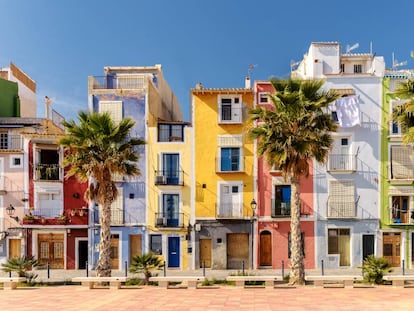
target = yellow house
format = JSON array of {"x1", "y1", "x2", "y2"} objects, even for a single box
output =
[
  {"x1": 191, "y1": 83, "x2": 255, "y2": 270},
  {"x1": 147, "y1": 121, "x2": 192, "y2": 270}
]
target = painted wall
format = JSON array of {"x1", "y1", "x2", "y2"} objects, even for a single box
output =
[
  {"x1": 192, "y1": 90, "x2": 255, "y2": 218},
  {"x1": 147, "y1": 125, "x2": 192, "y2": 269},
  {"x1": 0, "y1": 78, "x2": 20, "y2": 117}
]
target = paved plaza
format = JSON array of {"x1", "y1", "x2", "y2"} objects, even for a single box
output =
[{"x1": 1, "y1": 284, "x2": 414, "y2": 311}]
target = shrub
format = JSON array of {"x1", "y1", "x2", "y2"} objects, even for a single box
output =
[
  {"x1": 359, "y1": 255, "x2": 392, "y2": 284},
  {"x1": 129, "y1": 253, "x2": 164, "y2": 285},
  {"x1": 1, "y1": 255, "x2": 39, "y2": 278}
]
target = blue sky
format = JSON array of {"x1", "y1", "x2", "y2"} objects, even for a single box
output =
[{"x1": 1, "y1": 0, "x2": 414, "y2": 122}]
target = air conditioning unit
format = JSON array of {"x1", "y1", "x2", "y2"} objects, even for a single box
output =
[
  {"x1": 156, "y1": 217, "x2": 167, "y2": 226},
  {"x1": 155, "y1": 175, "x2": 166, "y2": 185}
]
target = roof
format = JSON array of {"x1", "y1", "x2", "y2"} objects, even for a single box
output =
[{"x1": 191, "y1": 87, "x2": 253, "y2": 94}]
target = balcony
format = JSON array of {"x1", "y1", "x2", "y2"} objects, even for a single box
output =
[
  {"x1": 35, "y1": 164, "x2": 61, "y2": 181},
  {"x1": 154, "y1": 170, "x2": 184, "y2": 186},
  {"x1": 0, "y1": 134, "x2": 23, "y2": 151},
  {"x1": 89, "y1": 75, "x2": 145, "y2": 90},
  {"x1": 216, "y1": 203, "x2": 243, "y2": 219},
  {"x1": 271, "y1": 200, "x2": 291, "y2": 217},
  {"x1": 155, "y1": 212, "x2": 184, "y2": 228},
  {"x1": 327, "y1": 154, "x2": 357, "y2": 172}
]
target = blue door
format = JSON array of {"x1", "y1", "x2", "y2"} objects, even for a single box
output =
[
  {"x1": 163, "y1": 194, "x2": 179, "y2": 227},
  {"x1": 163, "y1": 153, "x2": 179, "y2": 185},
  {"x1": 168, "y1": 237, "x2": 180, "y2": 268}
]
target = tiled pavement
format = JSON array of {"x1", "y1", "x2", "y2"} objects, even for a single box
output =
[{"x1": 1, "y1": 285, "x2": 414, "y2": 311}]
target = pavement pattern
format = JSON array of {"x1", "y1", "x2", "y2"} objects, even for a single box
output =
[{"x1": 1, "y1": 285, "x2": 414, "y2": 311}]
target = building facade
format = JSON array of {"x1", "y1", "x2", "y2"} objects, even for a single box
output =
[
  {"x1": 191, "y1": 82, "x2": 255, "y2": 270},
  {"x1": 254, "y1": 80, "x2": 316, "y2": 270},
  {"x1": 88, "y1": 65, "x2": 183, "y2": 271},
  {"x1": 293, "y1": 42, "x2": 385, "y2": 268}
]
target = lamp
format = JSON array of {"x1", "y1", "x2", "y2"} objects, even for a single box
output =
[
  {"x1": 250, "y1": 199, "x2": 257, "y2": 216},
  {"x1": 6, "y1": 204, "x2": 19, "y2": 222}
]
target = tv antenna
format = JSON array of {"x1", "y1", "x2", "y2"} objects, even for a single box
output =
[
  {"x1": 247, "y1": 64, "x2": 257, "y2": 77},
  {"x1": 392, "y1": 52, "x2": 407, "y2": 69},
  {"x1": 346, "y1": 43, "x2": 359, "y2": 54}
]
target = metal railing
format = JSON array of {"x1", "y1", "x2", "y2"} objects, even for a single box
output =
[
  {"x1": 271, "y1": 199, "x2": 291, "y2": 217},
  {"x1": 327, "y1": 154, "x2": 357, "y2": 171},
  {"x1": 89, "y1": 75, "x2": 146, "y2": 90},
  {"x1": 0, "y1": 134, "x2": 23, "y2": 150},
  {"x1": 216, "y1": 203, "x2": 243, "y2": 219},
  {"x1": 35, "y1": 164, "x2": 61, "y2": 181},
  {"x1": 154, "y1": 170, "x2": 184, "y2": 186},
  {"x1": 25, "y1": 207, "x2": 63, "y2": 218},
  {"x1": 155, "y1": 212, "x2": 184, "y2": 228}
]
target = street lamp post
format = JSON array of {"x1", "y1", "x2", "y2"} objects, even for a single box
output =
[
  {"x1": 250, "y1": 199, "x2": 257, "y2": 269},
  {"x1": 6, "y1": 204, "x2": 19, "y2": 222}
]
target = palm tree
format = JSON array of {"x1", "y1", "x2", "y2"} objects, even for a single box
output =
[
  {"x1": 59, "y1": 111, "x2": 145, "y2": 277},
  {"x1": 129, "y1": 252, "x2": 165, "y2": 285},
  {"x1": 249, "y1": 78, "x2": 338, "y2": 285},
  {"x1": 1, "y1": 255, "x2": 39, "y2": 277},
  {"x1": 392, "y1": 79, "x2": 414, "y2": 144}
]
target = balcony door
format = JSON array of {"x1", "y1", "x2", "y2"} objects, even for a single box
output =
[
  {"x1": 163, "y1": 194, "x2": 179, "y2": 227},
  {"x1": 163, "y1": 153, "x2": 179, "y2": 185}
]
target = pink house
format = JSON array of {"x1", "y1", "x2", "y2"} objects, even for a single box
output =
[{"x1": 254, "y1": 81, "x2": 315, "y2": 269}]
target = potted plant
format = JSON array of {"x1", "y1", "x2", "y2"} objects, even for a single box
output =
[
  {"x1": 70, "y1": 209, "x2": 76, "y2": 217},
  {"x1": 56, "y1": 214, "x2": 67, "y2": 224},
  {"x1": 78, "y1": 209, "x2": 85, "y2": 217},
  {"x1": 24, "y1": 213, "x2": 35, "y2": 224}
]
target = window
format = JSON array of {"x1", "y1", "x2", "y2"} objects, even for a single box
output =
[
  {"x1": 157, "y1": 153, "x2": 181, "y2": 185},
  {"x1": 37, "y1": 192, "x2": 62, "y2": 217},
  {"x1": 390, "y1": 145, "x2": 414, "y2": 180},
  {"x1": 35, "y1": 146, "x2": 60, "y2": 181},
  {"x1": 110, "y1": 187, "x2": 124, "y2": 225},
  {"x1": 328, "y1": 180, "x2": 356, "y2": 218},
  {"x1": 150, "y1": 235, "x2": 162, "y2": 255},
  {"x1": 288, "y1": 232, "x2": 305, "y2": 258},
  {"x1": 220, "y1": 148, "x2": 240, "y2": 171},
  {"x1": 162, "y1": 193, "x2": 180, "y2": 227},
  {"x1": 217, "y1": 135, "x2": 243, "y2": 172},
  {"x1": 99, "y1": 101, "x2": 123, "y2": 123},
  {"x1": 258, "y1": 93, "x2": 269, "y2": 104},
  {"x1": 0, "y1": 133, "x2": 8, "y2": 149},
  {"x1": 218, "y1": 95, "x2": 242, "y2": 123},
  {"x1": 217, "y1": 183, "x2": 243, "y2": 218},
  {"x1": 391, "y1": 196, "x2": 410, "y2": 224},
  {"x1": 328, "y1": 228, "x2": 350, "y2": 266},
  {"x1": 272, "y1": 185, "x2": 291, "y2": 217},
  {"x1": 353, "y1": 64, "x2": 362, "y2": 73},
  {"x1": 328, "y1": 136, "x2": 355, "y2": 171},
  {"x1": 10, "y1": 155, "x2": 22, "y2": 168},
  {"x1": 158, "y1": 124, "x2": 184, "y2": 142}
]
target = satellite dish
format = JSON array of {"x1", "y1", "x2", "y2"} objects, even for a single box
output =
[{"x1": 346, "y1": 43, "x2": 359, "y2": 54}]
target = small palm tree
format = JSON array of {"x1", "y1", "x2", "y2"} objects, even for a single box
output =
[
  {"x1": 129, "y1": 253, "x2": 165, "y2": 285},
  {"x1": 360, "y1": 255, "x2": 392, "y2": 284},
  {"x1": 392, "y1": 79, "x2": 414, "y2": 144},
  {"x1": 59, "y1": 111, "x2": 145, "y2": 277},
  {"x1": 250, "y1": 78, "x2": 338, "y2": 285},
  {"x1": 1, "y1": 255, "x2": 39, "y2": 277}
]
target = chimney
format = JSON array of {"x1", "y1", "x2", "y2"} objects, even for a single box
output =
[
  {"x1": 195, "y1": 82, "x2": 203, "y2": 90},
  {"x1": 44, "y1": 96, "x2": 52, "y2": 120},
  {"x1": 245, "y1": 76, "x2": 251, "y2": 89}
]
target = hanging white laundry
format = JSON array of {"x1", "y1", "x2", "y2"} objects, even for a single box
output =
[{"x1": 335, "y1": 95, "x2": 361, "y2": 127}]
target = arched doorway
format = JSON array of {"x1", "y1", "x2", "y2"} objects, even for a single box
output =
[{"x1": 260, "y1": 231, "x2": 272, "y2": 266}]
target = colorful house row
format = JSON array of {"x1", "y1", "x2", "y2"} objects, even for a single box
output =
[{"x1": 2, "y1": 41, "x2": 414, "y2": 272}]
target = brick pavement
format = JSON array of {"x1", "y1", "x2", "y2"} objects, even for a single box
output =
[{"x1": 1, "y1": 284, "x2": 414, "y2": 311}]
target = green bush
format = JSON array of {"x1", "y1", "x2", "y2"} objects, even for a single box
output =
[
  {"x1": 129, "y1": 252, "x2": 164, "y2": 285},
  {"x1": 1, "y1": 255, "x2": 39, "y2": 278},
  {"x1": 359, "y1": 255, "x2": 392, "y2": 284}
]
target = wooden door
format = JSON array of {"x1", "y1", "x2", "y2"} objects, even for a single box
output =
[
  {"x1": 227, "y1": 233, "x2": 249, "y2": 269},
  {"x1": 199, "y1": 239, "x2": 211, "y2": 268},
  {"x1": 383, "y1": 233, "x2": 401, "y2": 267},
  {"x1": 110, "y1": 234, "x2": 119, "y2": 269},
  {"x1": 8, "y1": 239, "x2": 21, "y2": 259},
  {"x1": 38, "y1": 234, "x2": 64, "y2": 269},
  {"x1": 129, "y1": 234, "x2": 142, "y2": 266},
  {"x1": 260, "y1": 231, "x2": 272, "y2": 266}
]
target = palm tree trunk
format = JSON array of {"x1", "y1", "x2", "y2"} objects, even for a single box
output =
[
  {"x1": 96, "y1": 201, "x2": 112, "y2": 277},
  {"x1": 289, "y1": 175, "x2": 305, "y2": 285}
]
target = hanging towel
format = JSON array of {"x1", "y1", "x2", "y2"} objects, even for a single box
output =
[{"x1": 335, "y1": 95, "x2": 361, "y2": 127}]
